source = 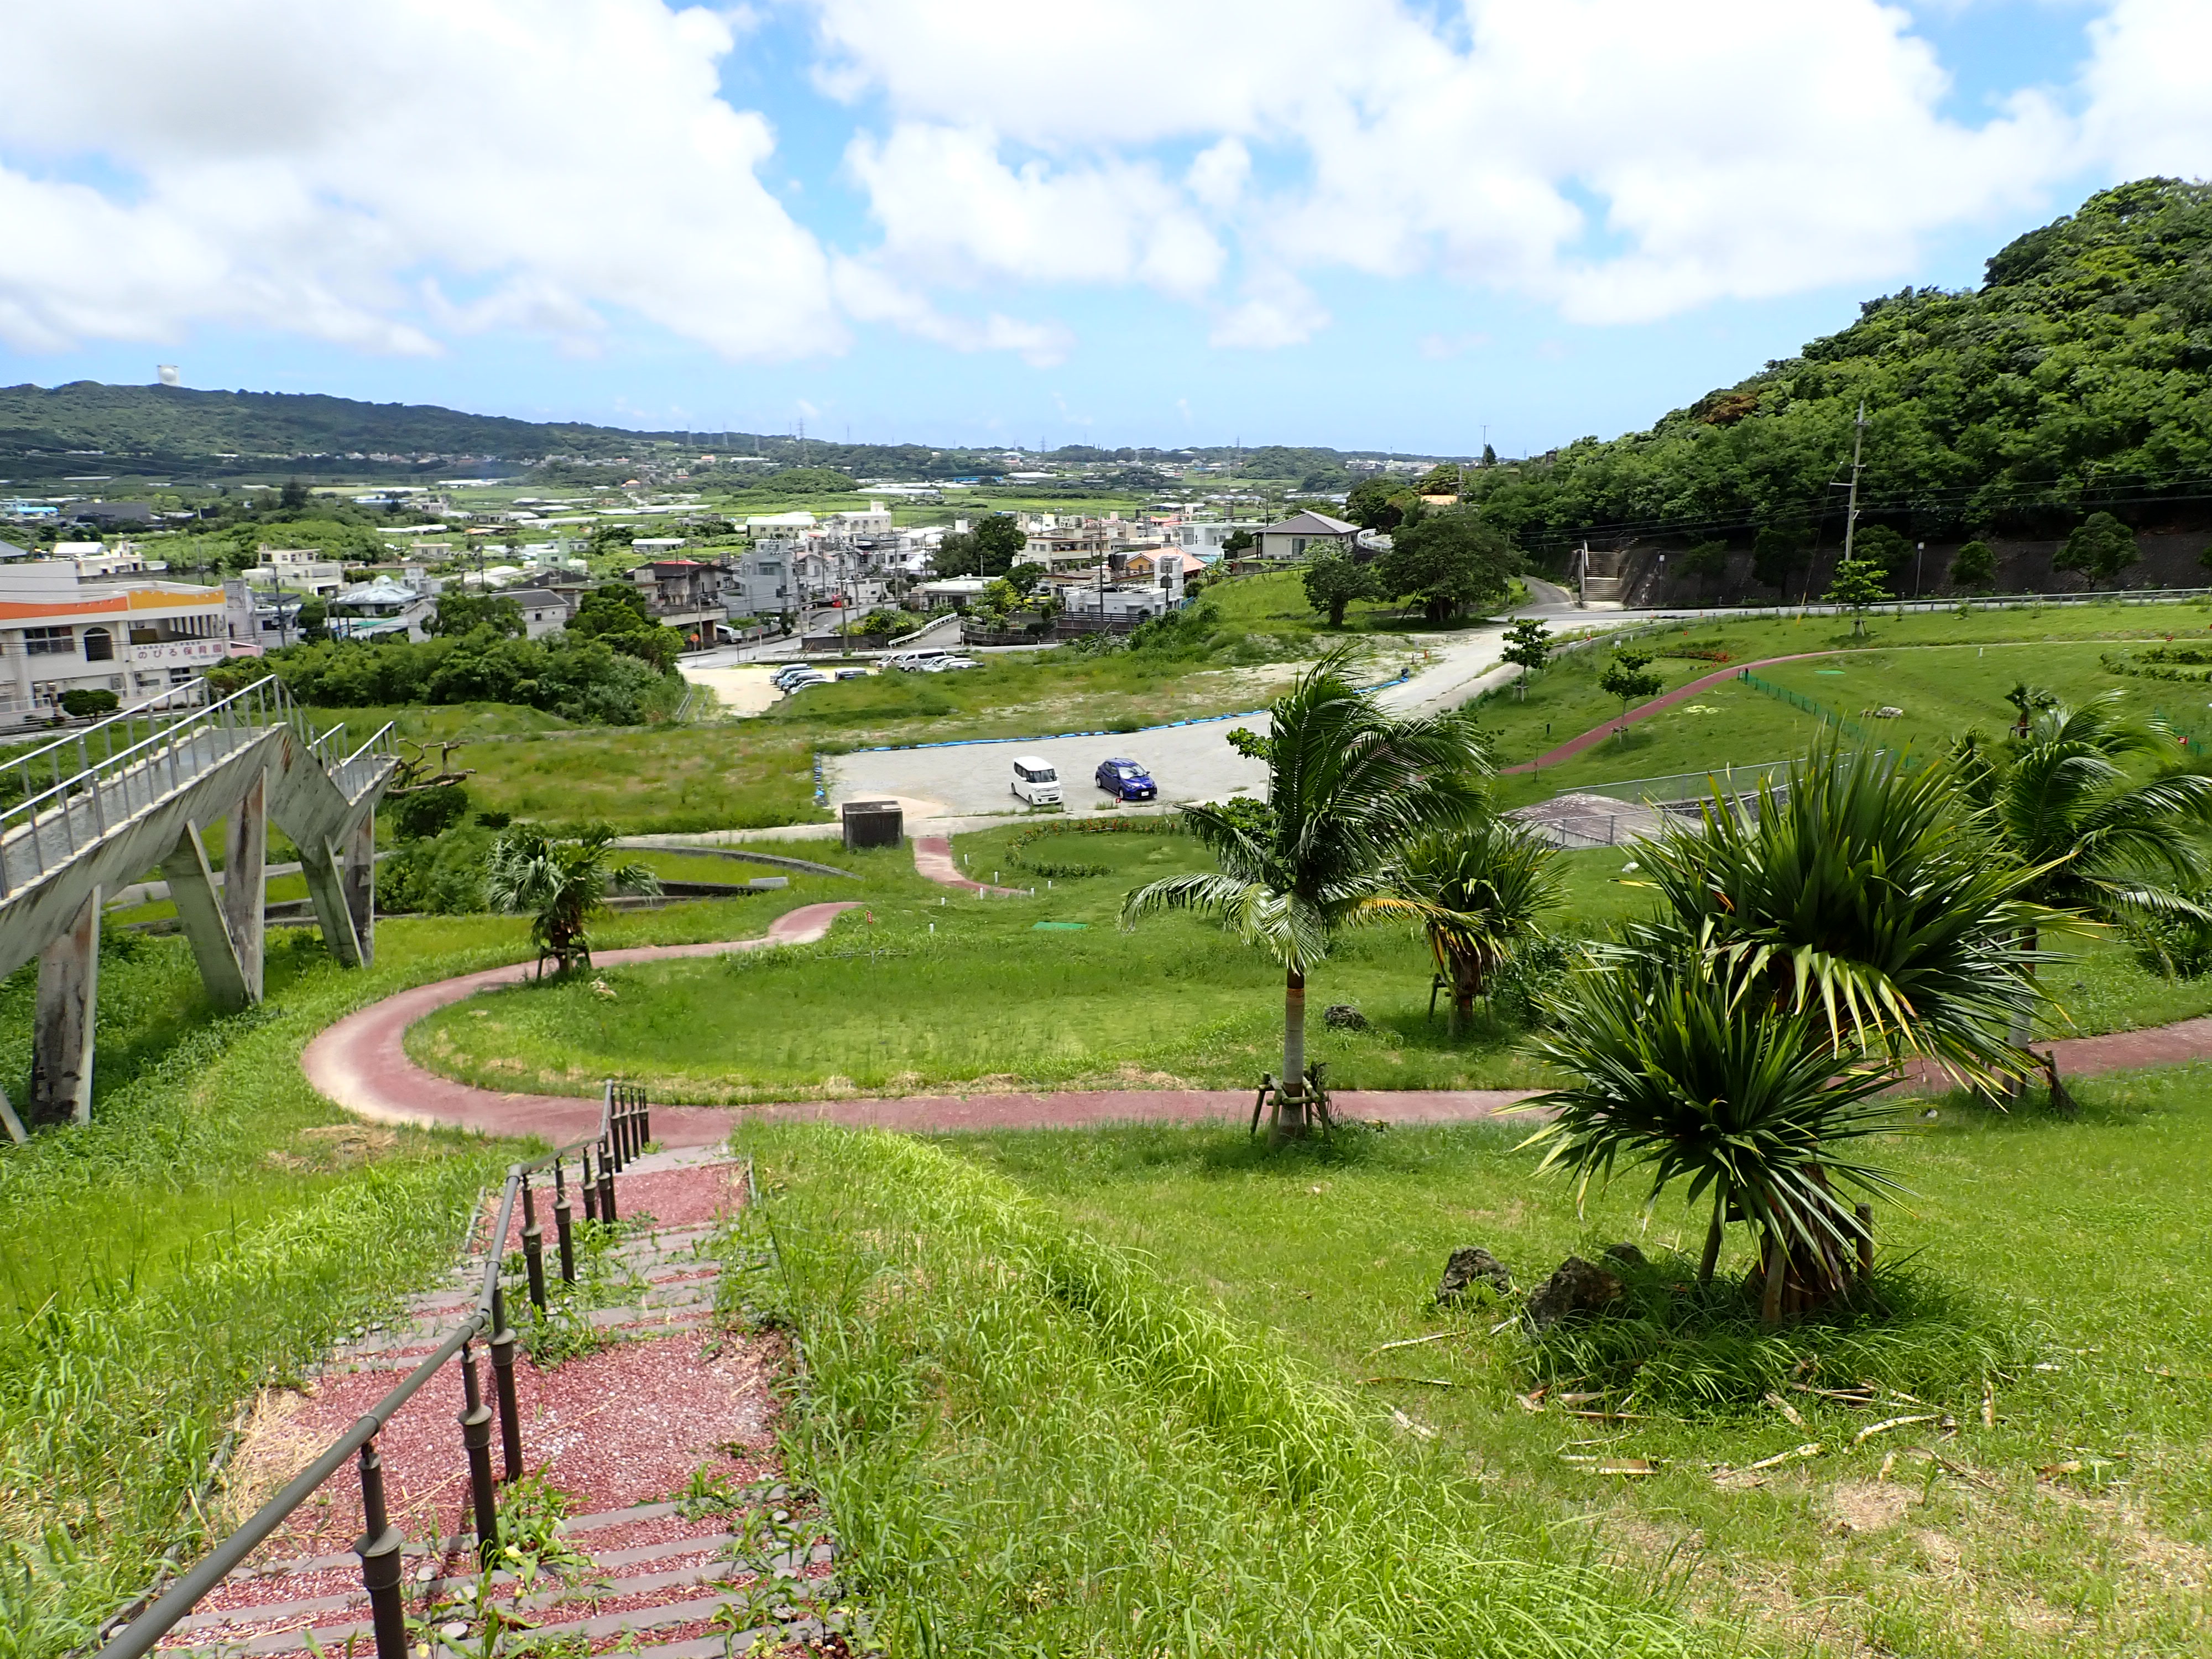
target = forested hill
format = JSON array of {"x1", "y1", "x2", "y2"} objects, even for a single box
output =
[
  {"x1": 0, "y1": 380, "x2": 1437, "y2": 487},
  {"x1": 1469, "y1": 178, "x2": 2212, "y2": 560}
]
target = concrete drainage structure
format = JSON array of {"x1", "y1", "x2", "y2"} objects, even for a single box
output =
[{"x1": 0, "y1": 676, "x2": 396, "y2": 1139}]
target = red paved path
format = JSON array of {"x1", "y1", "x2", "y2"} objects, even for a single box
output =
[
  {"x1": 1504, "y1": 650, "x2": 1840, "y2": 773},
  {"x1": 913, "y1": 833, "x2": 1028, "y2": 896}
]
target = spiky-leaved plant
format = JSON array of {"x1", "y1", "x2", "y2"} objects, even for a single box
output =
[
  {"x1": 1524, "y1": 951, "x2": 1907, "y2": 1324},
  {"x1": 1122, "y1": 650, "x2": 1489, "y2": 1136},
  {"x1": 1629, "y1": 743, "x2": 2060, "y2": 1095},
  {"x1": 1375, "y1": 817, "x2": 1565, "y2": 1033},
  {"x1": 1954, "y1": 691, "x2": 2212, "y2": 1094},
  {"x1": 484, "y1": 823, "x2": 660, "y2": 977}
]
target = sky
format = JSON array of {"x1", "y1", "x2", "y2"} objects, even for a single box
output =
[{"x1": 3, "y1": 1, "x2": 2210, "y2": 457}]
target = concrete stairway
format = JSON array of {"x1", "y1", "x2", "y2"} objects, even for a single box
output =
[{"x1": 158, "y1": 1150, "x2": 854, "y2": 1657}]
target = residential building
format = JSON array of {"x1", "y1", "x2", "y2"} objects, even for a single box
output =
[
  {"x1": 1256, "y1": 511, "x2": 1358, "y2": 562},
  {"x1": 715, "y1": 547, "x2": 793, "y2": 619},
  {"x1": 502, "y1": 587, "x2": 572, "y2": 640},
  {"x1": 627, "y1": 559, "x2": 726, "y2": 644},
  {"x1": 248, "y1": 546, "x2": 347, "y2": 596},
  {"x1": 1166, "y1": 519, "x2": 1264, "y2": 562},
  {"x1": 327, "y1": 575, "x2": 437, "y2": 642},
  {"x1": 0, "y1": 562, "x2": 232, "y2": 724}
]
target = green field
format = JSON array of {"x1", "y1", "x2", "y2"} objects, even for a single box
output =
[
  {"x1": 943, "y1": 1071, "x2": 2212, "y2": 1659},
  {"x1": 1484, "y1": 605, "x2": 2212, "y2": 806}
]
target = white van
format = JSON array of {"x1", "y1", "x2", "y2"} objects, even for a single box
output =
[{"x1": 1011, "y1": 755, "x2": 1062, "y2": 805}]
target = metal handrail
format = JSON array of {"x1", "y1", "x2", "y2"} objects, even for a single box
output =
[{"x1": 93, "y1": 1079, "x2": 655, "y2": 1659}]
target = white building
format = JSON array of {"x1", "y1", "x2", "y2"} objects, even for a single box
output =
[
  {"x1": 0, "y1": 564, "x2": 233, "y2": 724},
  {"x1": 248, "y1": 546, "x2": 347, "y2": 596},
  {"x1": 1256, "y1": 511, "x2": 1358, "y2": 562},
  {"x1": 502, "y1": 587, "x2": 572, "y2": 639}
]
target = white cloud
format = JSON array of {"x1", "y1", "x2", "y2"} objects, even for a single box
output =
[
  {"x1": 2079, "y1": 0, "x2": 2212, "y2": 178},
  {"x1": 844, "y1": 124, "x2": 1224, "y2": 299},
  {"x1": 1209, "y1": 271, "x2": 1331, "y2": 349},
  {"x1": 830, "y1": 256, "x2": 1073, "y2": 364},
  {"x1": 0, "y1": 0, "x2": 841, "y2": 359},
  {"x1": 809, "y1": 0, "x2": 2093, "y2": 336}
]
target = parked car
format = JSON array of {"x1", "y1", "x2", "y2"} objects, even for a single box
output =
[
  {"x1": 1011, "y1": 755, "x2": 1062, "y2": 805},
  {"x1": 1094, "y1": 758, "x2": 1157, "y2": 801},
  {"x1": 779, "y1": 670, "x2": 832, "y2": 693},
  {"x1": 926, "y1": 655, "x2": 982, "y2": 672},
  {"x1": 834, "y1": 667, "x2": 869, "y2": 681},
  {"x1": 885, "y1": 650, "x2": 952, "y2": 671},
  {"x1": 769, "y1": 665, "x2": 817, "y2": 687}
]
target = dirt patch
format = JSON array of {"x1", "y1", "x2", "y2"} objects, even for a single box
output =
[
  {"x1": 216, "y1": 1387, "x2": 328, "y2": 1534},
  {"x1": 1828, "y1": 1479, "x2": 1913, "y2": 1534}
]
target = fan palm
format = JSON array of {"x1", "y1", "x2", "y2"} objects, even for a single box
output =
[
  {"x1": 485, "y1": 824, "x2": 660, "y2": 977},
  {"x1": 1374, "y1": 817, "x2": 1565, "y2": 1033},
  {"x1": 1524, "y1": 951, "x2": 1907, "y2": 1325},
  {"x1": 1122, "y1": 650, "x2": 1490, "y2": 1136},
  {"x1": 1629, "y1": 743, "x2": 2061, "y2": 1095},
  {"x1": 1954, "y1": 692, "x2": 2212, "y2": 1094}
]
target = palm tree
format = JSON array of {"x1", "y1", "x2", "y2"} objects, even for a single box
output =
[
  {"x1": 486, "y1": 824, "x2": 660, "y2": 977},
  {"x1": 1122, "y1": 651, "x2": 1490, "y2": 1136},
  {"x1": 1630, "y1": 743, "x2": 2059, "y2": 1095},
  {"x1": 1953, "y1": 690, "x2": 2212, "y2": 1094},
  {"x1": 1524, "y1": 951, "x2": 1907, "y2": 1325},
  {"x1": 1377, "y1": 817, "x2": 1564, "y2": 1034}
]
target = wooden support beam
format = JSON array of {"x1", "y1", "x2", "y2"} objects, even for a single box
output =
[
  {"x1": 30, "y1": 885, "x2": 101, "y2": 1126},
  {"x1": 300, "y1": 836, "x2": 364, "y2": 969},
  {"x1": 342, "y1": 811, "x2": 375, "y2": 969},
  {"x1": 223, "y1": 767, "x2": 268, "y2": 1004},
  {"x1": 160, "y1": 819, "x2": 253, "y2": 1012}
]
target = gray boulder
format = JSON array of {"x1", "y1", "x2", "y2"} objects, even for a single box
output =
[
  {"x1": 1435, "y1": 1246, "x2": 1513, "y2": 1304},
  {"x1": 1323, "y1": 1004, "x2": 1369, "y2": 1031},
  {"x1": 1601, "y1": 1242, "x2": 1648, "y2": 1270},
  {"x1": 1524, "y1": 1256, "x2": 1626, "y2": 1331}
]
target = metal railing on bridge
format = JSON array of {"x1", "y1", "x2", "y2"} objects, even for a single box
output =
[{"x1": 0, "y1": 677, "x2": 395, "y2": 898}]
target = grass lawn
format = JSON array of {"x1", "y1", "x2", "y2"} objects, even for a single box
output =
[
  {"x1": 406, "y1": 831, "x2": 1660, "y2": 1103},
  {"x1": 949, "y1": 1069, "x2": 2212, "y2": 1659},
  {"x1": 1485, "y1": 604, "x2": 2212, "y2": 807}
]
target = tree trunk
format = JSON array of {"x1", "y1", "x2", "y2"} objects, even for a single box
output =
[
  {"x1": 1697, "y1": 1193, "x2": 1725, "y2": 1283},
  {"x1": 1276, "y1": 966, "x2": 1308, "y2": 1139},
  {"x1": 2008, "y1": 926, "x2": 2038, "y2": 1104}
]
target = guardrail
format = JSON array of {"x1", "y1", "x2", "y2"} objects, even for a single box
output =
[
  {"x1": 95, "y1": 1080, "x2": 655, "y2": 1659},
  {"x1": 0, "y1": 677, "x2": 401, "y2": 899}
]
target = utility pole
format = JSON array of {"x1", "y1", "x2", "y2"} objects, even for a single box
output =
[{"x1": 1842, "y1": 399, "x2": 1867, "y2": 564}]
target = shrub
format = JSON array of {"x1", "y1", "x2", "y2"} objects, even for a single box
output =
[
  {"x1": 58, "y1": 688, "x2": 119, "y2": 719},
  {"x1": 392, "y1": 783, "x2": 471, "y2": 841}
]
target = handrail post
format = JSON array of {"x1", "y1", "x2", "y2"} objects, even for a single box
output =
[
  {"x1": 580, "y1": 1147, "x2": 598, "y2": 1224},
  {"x1": 458, "y1": 1340, "x2": 499, "y2": 1571},
  {"x1": 553, "y1": 1161, "x2": 576, "y2": 1284},
  {"x1": 597, "y1": 1141, "x2": 618, "y2": 1223},
  {"x1": 489, "y1": 1286, "x2": 524, "y2": 1484},
  {"x1": 352, "y1": 1438, "x2": 408, "y2": 1659},
  {"x1": 638, "y1": 1090, "x2": 650, "y2": 1152},
  {"x1": 521, "y1": 1178, "x2": 547, "y2": 1314}
]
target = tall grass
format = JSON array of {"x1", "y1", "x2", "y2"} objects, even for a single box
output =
[
  {"x1": 730, "y1": 1124, "x2": 1719, "y2": 1658},
  {"x1": 0, "y1": 933, "x2": 517, "y2": 1659}
]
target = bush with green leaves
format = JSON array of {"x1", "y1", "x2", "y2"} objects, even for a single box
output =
[{"x1": 392, "y1": 783, "x2": 471, "y2": 841}]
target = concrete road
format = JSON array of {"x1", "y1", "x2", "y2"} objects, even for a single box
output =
[{"x1": 825, "y1": 581, "x2": 1628, "y2": 818}]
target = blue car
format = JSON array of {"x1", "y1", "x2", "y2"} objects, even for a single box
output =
[{"x1": 1095, "y1": 757, "x2": 1157, "y2": 801}]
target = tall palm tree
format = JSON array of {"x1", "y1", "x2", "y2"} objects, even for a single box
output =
[
  {"x1": 1953, "y1": 691, "x2": 2212, "y2": 1092},
  {"x1": 1122, "y1": 651, "x2": 1490, "y2": 1136},
  {"x1": 486, "y1": 824, "x2": 660, "y2": 977},
  {"x1": 1376, "y1": 817, "x2": 1564, "y2": 1033},
  {"x1": 1524, "y1": 950, "x2": 1907, "y2": 1324},
  {"x1": 1630, "y1": 743, "x2": 2060, "y2": 1096}
]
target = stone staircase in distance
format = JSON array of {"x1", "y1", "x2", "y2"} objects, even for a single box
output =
[{"x1": 148, "y1": 1148, "x2": 858, "y2": 1658}]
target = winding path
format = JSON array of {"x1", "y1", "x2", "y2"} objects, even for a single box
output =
[
  {"x1": 304, "y1": 822, "x2": 2212, "y2": 1145},
  {"x1": 1504, "y1": 651, "x2": 1840, "y2": 773}
]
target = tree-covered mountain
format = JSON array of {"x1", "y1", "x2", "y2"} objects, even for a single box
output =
[
  {"x1": 0, "y1": 379, "x2": 1441, "y2": 487},
  {"x1": 1469, "y1": 178, "x2": 2212, "y2": 561}
]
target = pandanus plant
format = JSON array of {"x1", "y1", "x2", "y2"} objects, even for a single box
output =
[
  {"x1": 1532, "y1": 745, "x2": 2061, "y2": 1321},
  {"x1": 1123, "y1": 650, "x2": 1489, "y2": 1136},
  {"x1": 486, "y1": 823, "x2": 660, "y2": 977},
  {"x1": 1524, "y1": 951, "x2": 1906, "y2": 1325},
  {"x1": 1377, "y1": 817, "x2": 1564, "y2": 1034}
]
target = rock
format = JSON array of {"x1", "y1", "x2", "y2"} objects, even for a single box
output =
[
  {"x1": 1323, "y1": 1003, "x2": 1369, "y2": 1031},
  {"x1": 1436, "y1": 1246, "x2": 1513, "y2": 1303},
  {"x1": 1524, "y1": 1256, "x2": 1627, "y2": 1331},
  {"x1": 1602, "y1": 1242, "x2": 1648, "y2": 1270}
]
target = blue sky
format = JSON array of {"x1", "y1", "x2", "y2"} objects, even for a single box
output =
[{"x1": 3, "y1": 1, "x2": 2207, "y2": 457}]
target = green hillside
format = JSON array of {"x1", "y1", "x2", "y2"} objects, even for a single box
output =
[
  {"x1": 1469, "y1": 178, "x2": 2212, "y2": 559},
  {"x1": 0, "y1": 380, "x2": 1439, "y2": 488}
]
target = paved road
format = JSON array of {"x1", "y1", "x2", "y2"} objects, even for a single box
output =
[{"x1": 824, "y1": 579, "x2": 1619, "y2": 817}]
